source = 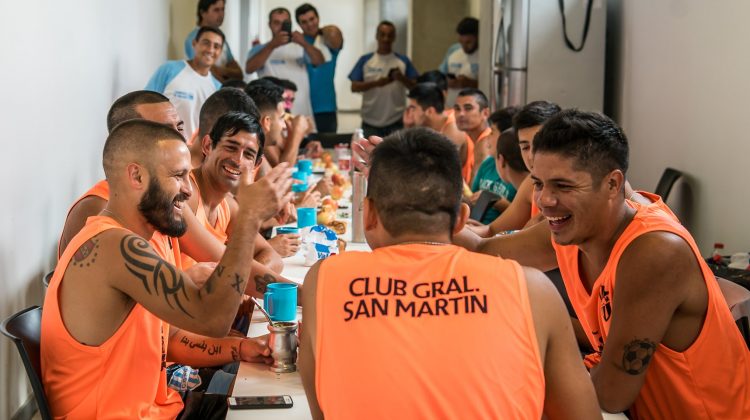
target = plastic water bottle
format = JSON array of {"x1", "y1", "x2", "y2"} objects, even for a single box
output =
[{"x1": 351, "y1": 170, "x2": 367, "y2": 243}]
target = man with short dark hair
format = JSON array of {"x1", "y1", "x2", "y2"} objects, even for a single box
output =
[
  {"x1": 185, "y1": 0, "x2": 243, "y2": 82},
  {"x1": 440, "y1": 17, "x2": 479, "y2": 106},
  {"x1": 146, "y1": 27, "x2": 224, "y2": 138},
  {"x1": 295, "y1": 3, "x2": 343, "y2": 133},
  {"x1": 299, "y1": 127, "x2": 602, "y2": 419},
  {"x1": 406, "y1": 83, "x2": 469, "y2": 182},
  {"x1": 454, "y1": 88, "x2": 491, "y2": 182},
  {"x1": 246, "y1": 7, "x2": 323, "y2": 118},
  {"x1": 349, "y1": 21, "x2": 418, "y2": 138},
  {"x1": 458, "y1": 110, "x2": 750, "y2": 418},
  {"x1": 42, "y1": 119, "x2": 292, "y2": 418}
]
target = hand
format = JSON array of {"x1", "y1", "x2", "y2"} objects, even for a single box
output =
[
  {"x1": 312, "y1": 178, "x2": 332, "y2": 197},
  {"x1": 184, "y1": 262, "x2": 218, "y2": 288},
  {"x1": 240, "y1": 335, "x2": 273, "y2": 364},
  {"x1": 271, "y1": 30, "x2": 290, "y2": 47},
  {"x1": 305, "y1": 140, "x2": 323, "y2": 158},
  {"x1": 297, "y1": 190, "x2": 322, "y2": 208},
  {"x1": 268, "y1": 234, "x2": 301, "y2": 257},
  {"x1": 290, "y1": 30, "x2": 306, "y2": 46},
  {"x1": 236, "y1": 163, "x2": 294, "y2": 222},
  {"x1": 290, "y1": 115, "x2": 310, "y2": 141},
  {"x1": 469, "y1": 191, "x2": 481, "y2": 205},
  {"x1": 352, "y1": 135, "x2": 384, "y2": 176},
  {"x1": 275, "y1": 202, "x2": 296, "y2": 225}
]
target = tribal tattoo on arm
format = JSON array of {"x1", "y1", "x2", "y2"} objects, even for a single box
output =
[
  {"x1": 120, "y1": 235, "x2": 193, "y2": 318},
  {"x1": 621, "y1": 338, "x2": 656, "y2": 375}
]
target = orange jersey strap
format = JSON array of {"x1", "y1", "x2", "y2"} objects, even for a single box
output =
[
  {"x1": 553, "y1": 202, "x2": 750, "y2": 419},
  {"x1": 42, "y1": 216, "x2": 183, "y2": 419}
]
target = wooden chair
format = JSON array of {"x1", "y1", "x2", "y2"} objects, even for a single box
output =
[
  {"x1": 1, "y1": 306, "x2": 52, "y2": 419},
  {"x1": 716, "y1": 277, "x2": 750, "y2": 350}
]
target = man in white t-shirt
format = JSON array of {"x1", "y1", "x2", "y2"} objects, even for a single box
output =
[
  {"x1": 440, "y1": 17, "x2": 479, "y2": 107},
  {"x1": 349, "y1": 21, "x2": 419, "y2": 138},
  {"x1": 146, "y1": 27, "x2": 223, "y2": 138},
  {"x1": 184, "y1": 0, "x2": 243, "y2": 82},
  {"x1": 246, "y1": 7, "x2": 324, "y2": 119}
]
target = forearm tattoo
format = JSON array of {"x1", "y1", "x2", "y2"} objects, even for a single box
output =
[
  {"x1": 254, "y1": 273, "x2": 276, "y2": 294},
  {"x1": 121, "y1": 235, "x2": 193, "y2": 318},
  {"x1": 622, "y1": 338, "x2": 656, "y2": 375},
  {"x1": 178, "y1": 335, "x2": 222, "y2": 356}
]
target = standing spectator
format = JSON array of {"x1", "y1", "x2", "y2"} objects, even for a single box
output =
[
  {"x1": 185, "y1": 0, "x2": 243, "y2": 82},
  {"x1": 349, "y1": 21, "x2": 418, "y2": 138},
  {"x1": 246, "y1": 7, "x2": 324, "y2": 118},
  {"x1": 146, "y1": 27, "x2": 223, "y2": 139},
  {"x1": 295, "y1": 3, "x2": 343, "y2": 133},
  {"x1": 440, "y1": 17, "x2": 479, "y2": 107}
]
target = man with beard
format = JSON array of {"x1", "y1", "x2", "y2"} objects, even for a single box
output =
[
  {"x1": 188, "y1": 111, "x2": 303, "y2": 298},
  {"x1": 146, "y1": 26, "x2": 224, "y2": 138},
  {"x1": 439, "y1": 17, "x2": 479, "y2": 107},
  {"x1": 42, "y1": 120, "x2": 293, "y2": 418}
]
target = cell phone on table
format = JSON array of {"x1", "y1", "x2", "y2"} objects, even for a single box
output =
[{"x1": 228, "y1": 395, "x2": 293, "y2": 409}]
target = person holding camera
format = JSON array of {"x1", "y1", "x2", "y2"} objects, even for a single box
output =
[
  {"x1": 246, "y1": 7, "x2": 324, "y2": 119},
  {"x1": 349, "y1": 21, "x2": 418, "y2": 138}
]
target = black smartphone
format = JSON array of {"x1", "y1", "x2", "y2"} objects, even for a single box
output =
[
  {"x1": 281, "y1": 20, "x2": 292, "y2": 34},
  {"x1": 228, "y1": 395, "x2": 293, "y2": 410}
]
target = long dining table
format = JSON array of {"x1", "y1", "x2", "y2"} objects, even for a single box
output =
[{"x1": 226, "y1": 215, "x2": 627, "y2": 420}]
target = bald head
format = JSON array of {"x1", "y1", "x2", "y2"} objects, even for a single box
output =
[
  {"x1": 107, "y1": 91, "x2": 172, "y2": 132},
  {"x1": 103, "y1": 120, "x2": 186, "y2": 183}
]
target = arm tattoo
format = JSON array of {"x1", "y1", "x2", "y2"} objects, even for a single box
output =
[
  {"x1": 254, "y1": 273, "x2": 276, "y2": 294},
  {"x1": 622, "y1": 338, "x2": 656, "y2": 375},
  {"x1": 179, "y1": 335, "x2": 222, "y2": 356},
  {"x1": 71, "y1": 238, "x2": 99, "y2": 268},
  {"x1": 231, "y1": 273, "x2": 244, "y2": 295},
  {"x1": 198, "y1": 265, "x2": 224, "y2": 299},
  {"x1": 120, "y1": 235, "x2": 193, "y2": 318}
]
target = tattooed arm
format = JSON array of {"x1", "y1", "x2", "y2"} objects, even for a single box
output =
[
  {"x1": 591, "y1": 231, "x2": 708, "y2": 413},
  {"x1": 167, "y1": 327, "x2": 272, "y2": 367},
  {"x1": 109, "y1": 165, "x2": 293, "y2": 338}
]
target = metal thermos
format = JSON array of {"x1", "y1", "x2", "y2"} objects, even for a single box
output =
[
  {"x1": 267, "y1": 322, "x2": 298, "y2": 373},
  {"x1": 351, "y1": 170, "x2": 367, "y2": 243}
]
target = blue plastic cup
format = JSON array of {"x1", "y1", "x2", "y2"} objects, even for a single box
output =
[
  {"x1": 264, "y1": 283, "x2": 298, "y2": 322},
  {"x1": 297, "y1": 159, "x2": 313, "y2": 174},
  {"x1": 276, "y1": 226, "x2": 300, "y2": 236},
  {"x1": 292, "y1": 182, "x2": 308, "y2": 193},
  {"x1": 297, "y1": 207, "x2": 316, "y2": 229}
]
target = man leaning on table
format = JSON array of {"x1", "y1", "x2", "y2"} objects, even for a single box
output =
[
  {"x1": 299, "y1": 128, "x2": 602, "y2": 419},
  {"x1": 42, "y1": 120, "x2": 294, "y2": 418},
  {"x1": 451, "y1": 110, "x2": 750, "y2": 418}
]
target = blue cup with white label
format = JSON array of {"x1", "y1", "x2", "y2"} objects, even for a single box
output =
[{"x1": 264, "y1": 283, "x2": 298, "y2": 322}]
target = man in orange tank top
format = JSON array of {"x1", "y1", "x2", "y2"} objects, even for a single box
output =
[
  {"x1": 186, "y1": 111, "x2": 303, "y2": 300},
  {"x1": 454, "y1": 88, "x2": 492, "y2": 182},
  {"x1": 299, "y1": 128, "x2": 601, "y2": 419},
  {"x1": 455, "y1": 110, "x2": 750, "y2": 418},
  {"x1": 405, "y1": 83, "x2": 470, "y2": 180},
  {"x1": 42, "y1": 120, "x2": 294, "y2": 418}
]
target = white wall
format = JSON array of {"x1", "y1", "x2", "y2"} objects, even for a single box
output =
[
  {"x1": 612, "y1": 1, "x2": 750, "y2": 254},
  {"x1": 0, "y1": 0, "x2": 171, "y2": 417}
]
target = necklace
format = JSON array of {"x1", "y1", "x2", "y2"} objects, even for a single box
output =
[{"x1": 397, "y1": 241, "x2": 450, "y2": 246}]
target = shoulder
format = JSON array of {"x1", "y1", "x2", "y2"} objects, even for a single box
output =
[
  {"x1": 394, "y1": 52, "x2": 413, "y2": 65},
  {"x1": 444, "y1": 43, "x2": 462, "y2": 58}
]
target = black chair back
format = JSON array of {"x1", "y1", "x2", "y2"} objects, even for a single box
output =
[
  {"x1": 469, "y1": 190, "x2": 500, "y2": 222},
  {"x1": 1, "y1": 306, "x2": 52, "y2": 419},
  {"x1": 654, "y1": 167, "x2": 683, "y2": 201}
]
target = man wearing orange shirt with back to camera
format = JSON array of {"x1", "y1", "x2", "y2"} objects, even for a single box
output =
[{"x1": 299, "y1": 127, "x2": 602, "y2": 419}]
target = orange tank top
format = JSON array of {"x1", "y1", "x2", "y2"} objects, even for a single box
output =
[
  {"x1": 553, "y1": 202, "x2": 750, "y2": 419},
  {"x1": 181, "y1": 171, "x2": 232, "y2": 268},
  {"x1": 530, "y1": 194, "x2": 540, "y2": 217},
  {"x1": 315, "y1": 244, "x2": 545, "y2": 420},
  {"x1": 58, "y1": 180, "x2": 181, "y2": 267},
  {"x1": 42, "y1": 216, "x2": 183, "y2": 419}
]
